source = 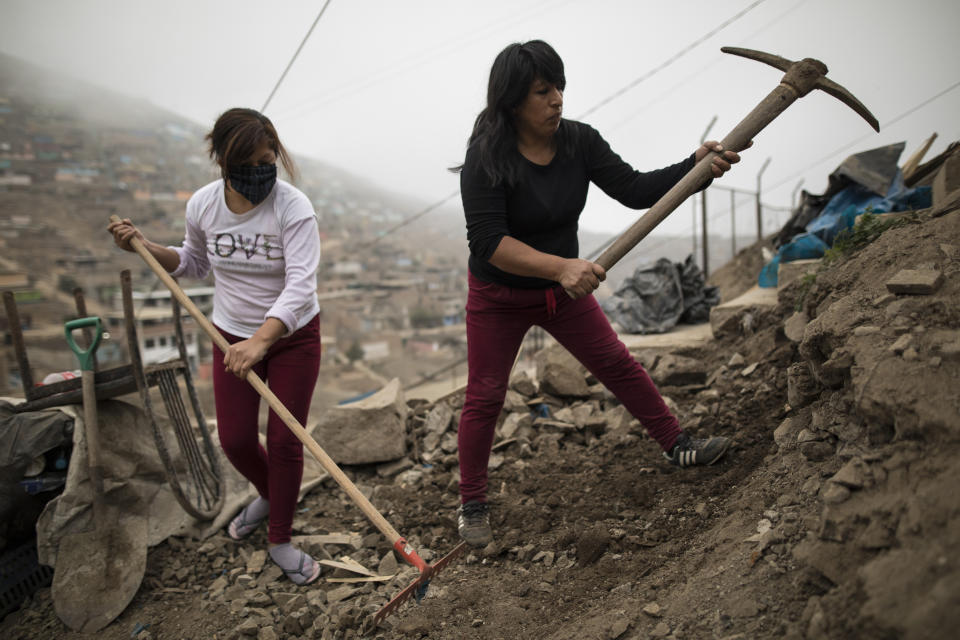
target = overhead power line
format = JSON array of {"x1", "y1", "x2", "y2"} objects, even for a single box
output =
[
  {"x1": 261, "y1": 0, "x2": 334, "y2": 112},
  {"x1": 362, "y1": 0, "x2": 770, "y2": 245},
  {"x1": 767, "y1": 78, "x2": 960, "y2": 192},
  {"x1": 362, "y1": 189, "x2": 461, "y2": 248},
  {"x1": 274, "y1": 0, "x2": 572, "y2": 122},
  {"x1": 576, "y1": 0, "x2": 768, "y2": 120}
]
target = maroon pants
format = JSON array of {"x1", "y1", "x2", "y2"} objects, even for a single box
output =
[
  {"x1": 212, "y1": 314, "x2": 321, "y2": 544},
  {"x1": 458, "y1": 274, "x2": 680, "y2": 504}
]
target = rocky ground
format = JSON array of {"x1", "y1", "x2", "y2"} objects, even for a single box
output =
[{"x1": 2, "y1": 204, "x2": 959, "y2": 640}]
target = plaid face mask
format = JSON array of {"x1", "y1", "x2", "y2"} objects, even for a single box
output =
[{"x1": 227, "y1": 163, "x2": 277, "y2": 205}]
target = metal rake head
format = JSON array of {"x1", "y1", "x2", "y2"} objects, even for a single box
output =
[{"x1": 372, "y1": 541, "x2": 468, "y2": 627}]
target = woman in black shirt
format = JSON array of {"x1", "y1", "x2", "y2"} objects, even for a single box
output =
[{"x1": 454, "y1": 40, "x2": 743, "y2": 548}]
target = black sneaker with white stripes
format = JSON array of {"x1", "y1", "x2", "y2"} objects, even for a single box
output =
[
  {"x1": 664, "y1": 432, "x2": 731, "y2": 467},
  {"x1": 457, "y1": 500, "x2": 492, "y2": 548}
]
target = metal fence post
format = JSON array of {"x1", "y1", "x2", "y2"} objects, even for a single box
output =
[
  {"x1": 699, "y1": 115, "x2": 716, "y2": 274},
  {"x1": 730, "y1": 189, "x2": 737, "y2": 258},
  {"x1": 791, "y1": 179, "x2": 805, "y2": 211},
  {"x1": 756, "y1": 157, "x2": 771, "y2": 241}
]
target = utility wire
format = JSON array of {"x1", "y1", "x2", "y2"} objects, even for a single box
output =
[
  {"x1": 361, "y1": 0, "x2": 769, "y2": 246},
  {"x1": 576, "y1": 0, "x2": 768, "y2": 121},
  {"x1": 767, "y1": 79, "x2": 960, "y2": 192},
  {"x1": 261, "y1": 0, "x2": 334, "y2": 112},
  {"x1": 362, "y1": 189, "x2": 460, "y2": 247},
  {"x1": 275, "y1": 0, "x2": 572, "y2": 122},
  {"x1": 594, "y1": 77, "x2": 960, "y2": 261},
  {"x1": 605, "y1": 0, "x2": 807, "y2": 134}
]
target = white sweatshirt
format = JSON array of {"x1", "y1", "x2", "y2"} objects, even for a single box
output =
[{"x1": 170, "y1": 179, "x2": 321, "y2": 338}]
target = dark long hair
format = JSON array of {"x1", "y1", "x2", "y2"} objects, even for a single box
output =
[
  {"x1": 205, "y1": 108, "x2": 297, "y2": 181},
  {"x1": 453, "y1": 40, "x2": 576, "y2": 186}
]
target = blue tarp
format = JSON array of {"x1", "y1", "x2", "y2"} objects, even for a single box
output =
[{"x1": 758, "y1": 171, "x2": 932, "y2": 287}]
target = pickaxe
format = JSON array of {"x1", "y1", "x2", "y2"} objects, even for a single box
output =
[{"x1": 595, "y1": 46, "x2": 879, "y2": 271}]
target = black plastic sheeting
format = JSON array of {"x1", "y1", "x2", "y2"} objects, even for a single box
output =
[
  {"x1": 601, "y1": 255, "x2": 720, "y2": 334},
  {"x1": 0, "y1": 402, "x2": 74, "y2": 545}
]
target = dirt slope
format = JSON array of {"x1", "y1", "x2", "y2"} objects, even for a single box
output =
[{"x1": 2, "y1": 208, "x2": 958, "y2": 640}]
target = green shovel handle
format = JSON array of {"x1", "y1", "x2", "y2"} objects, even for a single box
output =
[{"x1": 64, "y1": 317, "x2": 103, "y2": 372}]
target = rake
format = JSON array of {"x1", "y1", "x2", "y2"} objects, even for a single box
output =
[{"x1": 110, "y1": 215, "x2": 467, "y2": 625}]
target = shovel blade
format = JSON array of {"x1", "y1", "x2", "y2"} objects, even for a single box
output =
[{"x1": 52, "y1": 510, "x2": 147, "y2": 632}]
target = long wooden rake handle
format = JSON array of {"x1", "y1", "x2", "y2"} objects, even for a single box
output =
[{"x1": 109, "y1": 216, "x2": 427, "y2": 561}]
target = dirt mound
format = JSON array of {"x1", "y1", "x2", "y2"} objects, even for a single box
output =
[
  {"x1": 707, "y1": 239, "x2": 772, "y2": 303},
  {"x1": 3, "y1": 210, "x2": 958, "y2": 640}
]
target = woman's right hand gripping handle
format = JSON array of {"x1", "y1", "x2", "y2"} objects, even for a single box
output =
[
  {"x1": 557, "y1": 258, "x2": 606, "y2": 300},
  {"x1": 107, "y1": 217, "x2": 181, "y2": 272},
  {"x1": 107, "y1": 217, "x2": 145, "y2": 252}
]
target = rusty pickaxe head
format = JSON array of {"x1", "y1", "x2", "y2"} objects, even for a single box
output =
[{"x1": 721, "y1": 46, "x2": 879, "y2": 132}]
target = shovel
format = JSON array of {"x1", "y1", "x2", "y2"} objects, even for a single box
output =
[
  {"x1": 111, "y1": 214, "x2": 466, "y2": 625},
  {"x1": 52, "y1": 317, "x2": 148, "y2": 632}
]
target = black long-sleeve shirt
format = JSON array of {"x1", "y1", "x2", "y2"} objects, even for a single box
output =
[{"x1": 461, "y1": 119, "x2": 697, "y2": 289}]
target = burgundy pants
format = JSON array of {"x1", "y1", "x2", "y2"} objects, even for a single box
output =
[
  {"x1": 213, "y1": 314, "x2": 321, "y2": 544},
  {"x1": 458, "y1": 274, "x2": 680, "y2": 504}
]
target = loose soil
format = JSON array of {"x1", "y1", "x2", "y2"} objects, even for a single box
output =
[{"x1": 3, "y1": 208, "x2": 958, "y2": 640}]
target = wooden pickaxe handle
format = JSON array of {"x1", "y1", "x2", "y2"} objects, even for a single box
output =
[
  {"x1": 108, "y1": 216, "x2": 409, "y2": 548},
  {"x1": 595, "y1": 47, "x2": 878, "y2": 272}
]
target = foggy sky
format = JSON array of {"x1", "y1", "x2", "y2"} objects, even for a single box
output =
[{"x1": 2, "y1": 0, "x2": 958, "y2": 238}]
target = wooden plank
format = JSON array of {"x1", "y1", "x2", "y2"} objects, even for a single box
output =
[
  {"x1": 291, "y1": 533, "x2": 362, "y2": 548},
  {"x1": 326, "y1": 575, "x2": 394, "y2": 584},
  {"x1": 317, "y1": 559, "x2": 377, "y2": 577}
]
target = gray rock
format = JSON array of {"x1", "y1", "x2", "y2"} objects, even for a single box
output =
[
  {"x1": 539, "y1": 362, "x2": 591, "y2": 398},
  {"x1": 552, "y1": 406, "x2": 576, "y2": 424},
  {"x1": 535, "y1": 344, "x2": 587, "y2": 378},
  {"x1": 440, "y1": 431, "x2": 458, "y2": 453},
  {"x1": 327, "y1": 585, "x2": 360, "y2": 604},
  {"x1": 784, "y1": 311, "x2": 809, "y2": 343},
  {"x1": 607, "y1": 618, "x2": 630, "y2": 639},
  {"x1": 830, "y1": 457, "x2": 867, "y2": 489},
  {"x1": 208, "y1": 576, "x2": 229, "y2": 598},
  {"x1": 931, "y1": 329, "x2": 960, "y2": 361},
  {"x1": 378, "y1": 551, "x2": 399, "y2": 576},
  {"x1": 311, "y1": 379, "x2": 408, "y2": 464},
  {"x1": 819, "y1": 348, "x2": 853, "y2": 388},
  {"x1": 728, "y1": 352, "x2": 746, "y2": 367},
  {"x1": 423, "y1": 402, "x2": 453, "y2": 437},
  {"x1": 824, "y1": 421, "x2": 863, "y2": 443},
  {"x1": 801, "y1": 476, "x2": 821, "y2": 496},
  {"x1": 800, "y1": 440, "x2": 834, "y2": 462},
  {"x1": 247, "y1": 550, "x2": 267, "y2": 575},
  {"x1": 257, "y1": 627, "x2": 278, "y2": 640},
  {"x1": 376, "y1": 457, "x2": 414, "y2": 477},
  {"x1": 282, "y1": 614, "x2": 303, "y2": 637},
  {"x1": 571, "y1": 403, "x2": 595, "y2": 427},
  {"x1": 503, "y1": 389, "x2": 530, "y2": 412},
  {"x1": 885, "y1": 269, "x2": 944, "y2": 295},
  {"x1": 821, "y1": 482, "x2": 851, "y2": 504},
  {"x1": 499, "y1": 412, "x2": 532, "y2": 439},
  {"x1": 236, "y1": 618, "x2": 259, "y2": 637},
  {"x1": 787, "y1": 363, "x2": 819, "y2": 409},
  {"x1": 603, "y1": 405, "x2": 635, "y2": 433},
  {"x1": 510, "y1": 370, "x2": 538, "y2": 396},
  {"x1": 774, "y1": 417, "x2": 801, "y2": 447},
  {"x1": 650, "y1": 354, "x2": 707, "y2": 386},
  {"x1": 889, "y1": 334, "x2": 913, "y2": 355}
]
